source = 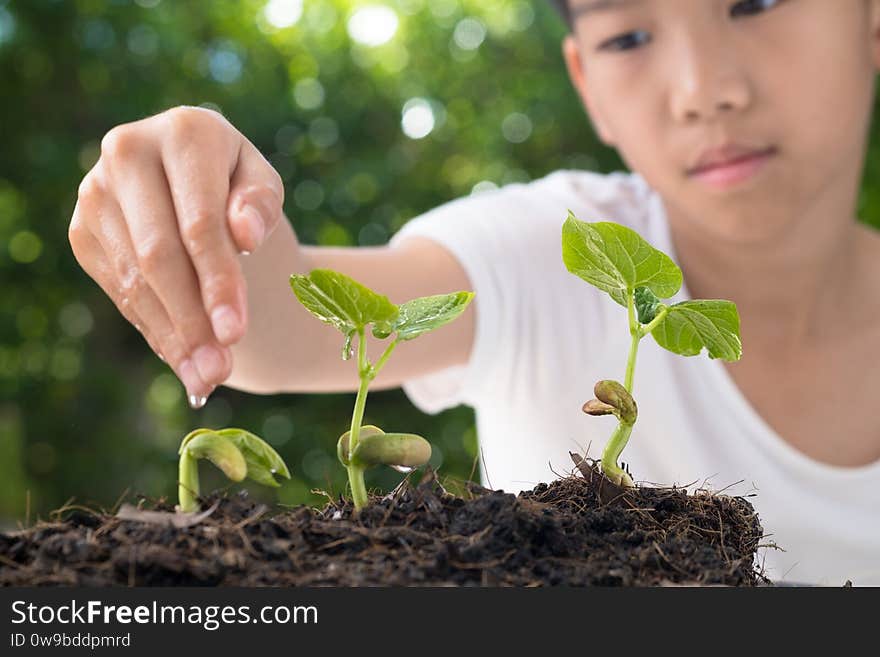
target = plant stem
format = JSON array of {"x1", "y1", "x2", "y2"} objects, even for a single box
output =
[
  {"x1": 610, "y1": 297, "x2": 669, "y2": 485},
  {"x1": 623, "y1": 297, "x2": 669, "y2": 394},
  {"x1": 371, "y1": 339, "x2": 398, "y2": 378},
  {"x1": 624, "y1": 293, "x2": 640, "y2": 393},
  {"x1": 178, "y1": 451, "x2": 199, "y2": 513},
  {"x1": 600, "y1": 422, "x2": 635, "y2": 487},
  {"x1": 640, "y1": 305, "x2": 669, "y2": 335},
  {"x1": 347, "y1": 329, "x2": 370, "y2": 510},
  {"x1": 624, "y1": 331, "x2": 640, "y2": 394}
]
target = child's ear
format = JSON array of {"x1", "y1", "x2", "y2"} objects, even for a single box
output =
[{"x1": 562, "y1": 35, "x2": 616, "y2": 147}]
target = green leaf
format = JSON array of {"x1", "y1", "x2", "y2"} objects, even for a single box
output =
[
  {"x1": 634, "y1": 286, "x2": 662, "y2": 324},
  {"x1": 650, "y1": 300, "x2": 743, "y2": 361},
  {"x1": 392, "y1": 291, "x2": 474, "y2": 342},
  {"x1": 217, "y1": 428, "x2": 291, "y2": 487},
  {"x1": 290, "y1": 269, "x2": 398, "y2": 335},
  {"x1": 561, "y1": 213, "x2": 682, "y2": 306}
]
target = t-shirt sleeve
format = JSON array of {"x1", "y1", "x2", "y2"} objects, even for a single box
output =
[
  {"x1": 388, "y1": 193, "x2": 511, "y2": 414},
  {"x1": 386, "y1": 176, "x2": 568, "y2": 414}
]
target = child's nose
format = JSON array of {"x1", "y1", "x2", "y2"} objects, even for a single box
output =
[{"x1": 668, "y1": 39, "x2": 753, "y2": 124}]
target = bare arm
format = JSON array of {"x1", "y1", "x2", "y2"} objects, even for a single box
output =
[
  {"x1": 68, "y1": 106, "x2": 473, "y2": 400},
  {"x1": 227, "y1": 216, "x2": 475, "y2": 394}
]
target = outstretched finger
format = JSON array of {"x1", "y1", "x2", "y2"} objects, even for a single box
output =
[
  {"x1": 226, "y1": 137, "x2": 286, "y2": 254},
  {"x1": 72, "y1": 185, "x2": 221, "y2": 398},
  {"x1": 101, "y1": 139, "x2": 232, "y2": 393},
  {"x1": 159, "y1": 109, "x2": 248, "y2": 347}
]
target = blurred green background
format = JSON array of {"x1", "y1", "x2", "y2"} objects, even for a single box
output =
[
  {"x1": 3, "y1": 0, "x2": 880, "y2": 524},
  {"x1": 0, "y1": 0, "x2": 608, "y2": 523}
]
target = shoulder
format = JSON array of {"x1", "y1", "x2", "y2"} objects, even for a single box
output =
[{"x1": 394, "y1": 169, "x2": 656, "y2": 237}]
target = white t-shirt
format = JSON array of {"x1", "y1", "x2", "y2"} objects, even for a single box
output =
[{"x1": 389, "y1": 169, "x2": 880, "y2": 586}]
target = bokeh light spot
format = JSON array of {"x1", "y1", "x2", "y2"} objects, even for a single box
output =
[
  {"x1": 501, "y1": 112, "x2": 533, "y2": 143},
  {"x1": 317, "y1": 221, "x2": 353, "y2": 246},
  {"x1": 302, "y1": 448, "x2": 333, "y2": 481},
  {"x1": 293, "y1": 77, "x2": 325, "y2": 110},
  {"x1": 347, "y1": 6, "x2": 399, "y2": 47},
  {"x1": 208, "y1": 45, "x2": 243, "y2": 84},
  {"x1": 401, "y1": 98, "x2": 435, "y2": 139},
  {"x1": 294, "y1": 180, "x2": 324, "y2": 210},
  {"x1": 9, "y1": 230, "x2": 43, "y2": 263},
  {"x1": 308, "y1": 116, "x2": 339, "y2": 148},
  {"x1": 50, "y1": 347, "x2": 81, "y2": 381},
  {"x1": 0, "y1": 6, "x2": 16, "y2": 46},
  {"x1": 78, "y1": 19, "x2": 115, "y2": 51},
  {"x1": 453, "y1": 18, "x2": 486, "y2": 51},
  {"x1": 262, "y1": 413, "x2": 294, "y2": 447},
  {"x1": 59, "y1": 302, "x2": 94, "y2": 339},
  {"x1": 147, "y1": 373, "x2": 182, "y2": 416},
  {"x1": 358, "y1": 222, "x2": 388, "y2": 246},
  {"x1": 127, "y1": 24, "x2": 159, "y2": 57},
  {"x1": 263, "y1": 0, "x2": 304, "y2": 28}
]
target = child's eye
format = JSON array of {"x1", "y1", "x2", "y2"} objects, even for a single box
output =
[
  {"x1": 729, "y1": 0, "x2": 786, "y2": 18},
  {"x1": 597, "y1": 31, "x2": 652, "y2": 53}
]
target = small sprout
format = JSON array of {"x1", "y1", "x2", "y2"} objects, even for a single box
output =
[
  {"x1": 562, "y1": 212, "x2": 742, "y2": 487},
  {"x1": 291, "y1": 269, "x2": 474, "y2": 510},
  {"x1": 177, "y1": 427, "x2": 290, "y2": 512}
]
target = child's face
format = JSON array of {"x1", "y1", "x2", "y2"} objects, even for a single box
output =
[{"x1": 563, "y1": 0, "x2": 880, "y2": 243}]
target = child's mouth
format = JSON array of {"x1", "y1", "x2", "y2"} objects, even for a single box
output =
[{"x1": 687, "y1": 146, "x2": 777, "y2": 190}]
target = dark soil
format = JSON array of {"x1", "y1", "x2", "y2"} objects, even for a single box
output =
[{"x1": 0, "y1": 456, "x2": 766, "y2": 586}]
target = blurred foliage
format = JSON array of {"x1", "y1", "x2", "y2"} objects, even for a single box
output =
[
  {"x1": 0, "y1": 0, "x2": 620, "y2": 522},
  {"x1": 4, "y1": 0, "x2": 878, "y2": 523}
]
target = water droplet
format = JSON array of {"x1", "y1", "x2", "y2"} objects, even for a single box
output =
[
  {"x1": 391, "y1": 464, "x2": 414, "y2": 473},
  {"x1": 188, "y1": 394, "x2": 208, "y2": 409},
  {"x1": 342, "y1": 331, "x2": 354, "y2": 361},
  {"x1": 270, "y1": 468, "x2": 277, "y2": 474}
]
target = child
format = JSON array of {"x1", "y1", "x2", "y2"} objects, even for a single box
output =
[{"x1": 68, "y1": 0, "x2": 880, "y2": 585}]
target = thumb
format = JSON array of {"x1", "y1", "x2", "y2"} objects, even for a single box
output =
[{"x1": 226, "y1": 138, "x2": 285, "y2": 254}]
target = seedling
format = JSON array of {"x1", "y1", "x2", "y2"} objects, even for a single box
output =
[
  {"x1": 290, "y1": 269, "x2": 473, "y2": 510},
  {"x1": 177, "y1": 428, "x2": 290, "y2": 512},
  {"x1": 562, "y1": 213, "x2": 742, "y2": 487}
]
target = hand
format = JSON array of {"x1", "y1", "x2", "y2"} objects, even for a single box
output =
[{"x1": 68, "y1": 106, "x2": 285, "y2": 405}]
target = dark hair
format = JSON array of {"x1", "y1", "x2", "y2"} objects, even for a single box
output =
[{"x1": 548, "y1": 0, "x2": 573, "y2": 31}]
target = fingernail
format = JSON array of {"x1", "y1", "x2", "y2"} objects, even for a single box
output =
[
  {"x1": 240, "y1": 204, "x2": 265, "y2": 251},
  {"x1": 193, "y1": 344, "x2": 225, "y2": 383},
  {"x1": 178, "y1": 359, "x2": 205, "y2": 397},
  {"x1": 211, "y1": 305, "x2": 240, "y2": 344}
]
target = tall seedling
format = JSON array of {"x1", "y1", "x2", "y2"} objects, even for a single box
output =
[
  {"x1": 562, "y1": 213, "x2": 743, "y2": 486},
  {"x1": 291, "y1": 269, "x2": 473, "y2": 510}
]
